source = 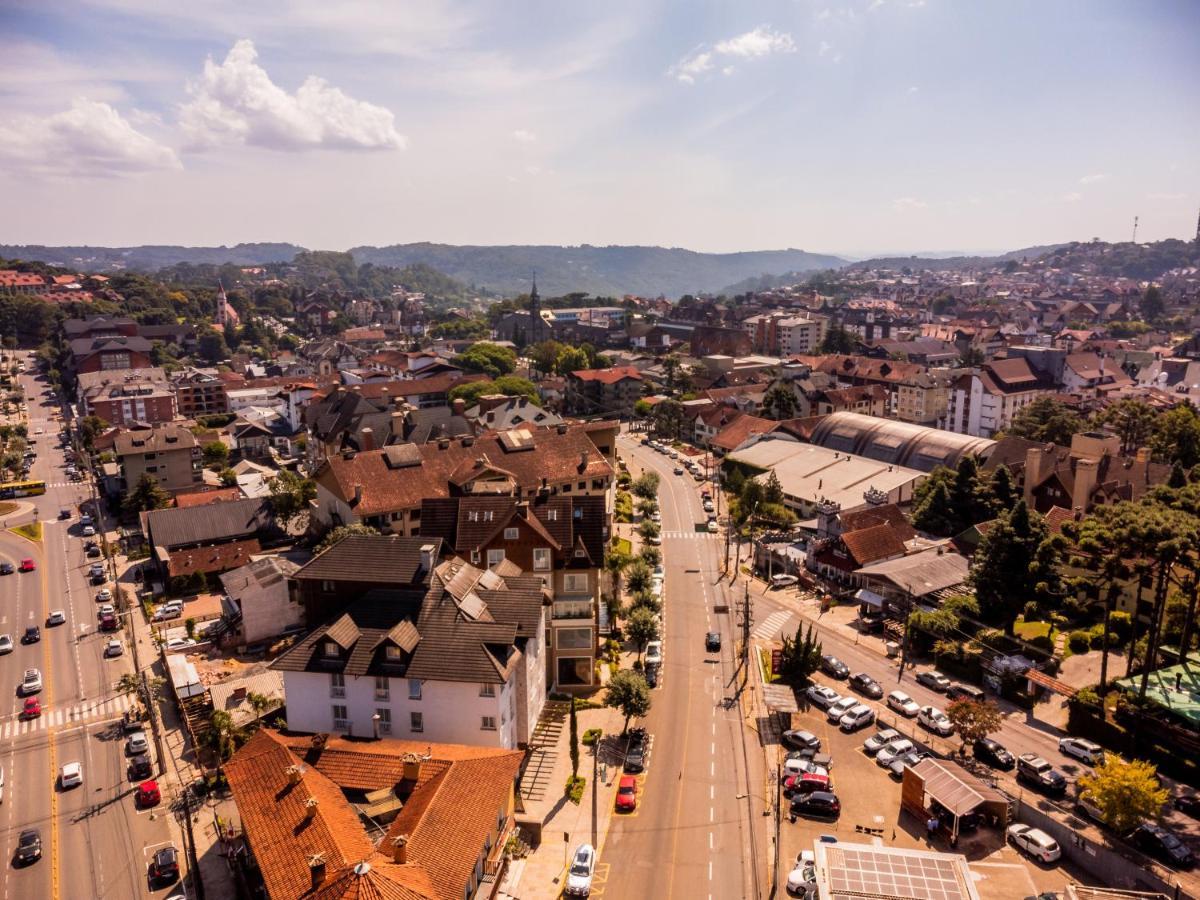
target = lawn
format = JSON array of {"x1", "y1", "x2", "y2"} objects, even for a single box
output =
[
  {"x1": 612, "y1": 537, "x2": 632, "y2": 557},
  {"x1": 1014, "y1": 618, "x2": 1051, "y2": 640},
  {"x1": 11, "y1": 521, "x2": 41, "y2": 542}
]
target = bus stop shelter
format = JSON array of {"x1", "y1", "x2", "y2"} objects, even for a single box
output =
[{"x1": 901, "y1": 757, "x2": 1009, "y2": 845}]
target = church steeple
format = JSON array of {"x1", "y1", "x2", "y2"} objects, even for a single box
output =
[{"x1": 528, "y1": 272, "x2": 542, "y2": 345}]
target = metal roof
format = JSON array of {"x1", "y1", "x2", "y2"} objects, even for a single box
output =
[{"x1": 907, "y1": 757, "x2": 1007, "y2": 818}]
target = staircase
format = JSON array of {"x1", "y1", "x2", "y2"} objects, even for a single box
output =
[{"x1": 518, "y1": 701, "x2": 569, "y2": 802}]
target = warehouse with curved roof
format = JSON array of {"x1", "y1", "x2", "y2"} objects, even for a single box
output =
[{"x1": 808, "y1": 412, "x2": 995, "y2": 472}]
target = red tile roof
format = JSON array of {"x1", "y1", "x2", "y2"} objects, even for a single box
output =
[
  {"x1": 711, "y1": 414, "x2": 774, "y2": 452},
  {"x1": 174, "y1": 487, "x2": 243, "y2": 509},
  {"x1": 568, "y1": 366, "x2": 643, "y2": 385},
  {"x1": 840, "y1": 524, "x2": 907, "y2": 566},
  {"x1": 166, "y1": 538, "x2": 261, "y2": 577}
]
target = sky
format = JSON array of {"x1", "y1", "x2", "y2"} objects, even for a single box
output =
[{"x1": 1, "y1": 0, "x2": 1198, "y2": 258}]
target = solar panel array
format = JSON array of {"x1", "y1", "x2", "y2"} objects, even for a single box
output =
[{"x1": 825, "y1": 846, "x2": 973, "y2": 900}]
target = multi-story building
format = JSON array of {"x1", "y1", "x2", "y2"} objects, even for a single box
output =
[
  {"x1": 173, "y1": 367, "x2": 229, "y2": 419},
  {"x1": 564, "y1": 366, "x2": 644, "y2": 417},
  {"x1": 112, "y1": 423, "x2": 202, "y2": 494},
  {"x1": 77, "y1": 368, "x2": 177, "y2": 425},
  {"x1": 742, "y1": 311, "x2": 828, "y2": 356},
  {"x1": 894, "y1": 373, "x2": 951, "y2": 426},
  {"x1": 68, "y1": 335, "x2": 154, "y2": 374},
  {"x1": 946, "y1": 359, "x2": 1056, "y2": 438}
]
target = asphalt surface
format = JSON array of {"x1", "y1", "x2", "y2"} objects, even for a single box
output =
[
  {"x1": 602, "y1": 432, "x2": 761, "y2": 900},
  {"x1": 0, "y1": 355, "x2": 175, "y2": 900}
]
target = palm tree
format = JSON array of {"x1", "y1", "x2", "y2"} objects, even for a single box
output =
[{"x1": 604, "y1": 547, "x2": 632, "y2": 607}]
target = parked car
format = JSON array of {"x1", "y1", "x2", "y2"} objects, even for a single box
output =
[
  {"x1": 1016, "y1": 754, "x2": 1067, "y2": 796},
  {"x1": 129, "y1": 755, "x2": 153, "y2": 780},
  {"x1": 886, "y1": 691, "x2": 919, "y2": 717},
  {"x1": 14, "y1": 829, "x2": 42, "y2": 865},
  {"x1": 95, "y1": 588, "x2": 112, "y2": 603},
  {"x1": 782, "y1": 730, "x2": 821, "y2": 753},
  {"x1": 103, "y1": 639, "x2": 124, "y2": 658},
  {"x1": 825, "y1": 697, "x2": 859, "y2": 724},
  {"x1": 1058, "y1": 737, "x2": 1105, "y2": 766},
  {"x1": 59, "y1": 762, "x2": 83, "y2": 789},
  {"x1": 1130, "y1": 823, "x2": 1194, "y2": 869},
  {"x1": 623, "y1": 729, "x2": 648, "y2": 774},
  {"x1": 863, "y1": 729, "x2": 902, "y2": 756},
  {"x1": 848, "y1": 672, "x2": 883, "y2": 699},
  {"x1": 136, "y1": 780, "x2": 161, "y2": 808},
  {"x1": 786, "y1": 850, "x2": 817, "y2": 897},
  {"x1": 644, "y1": 641, "x2": 663, "y2": 666},
  {"x1": 0, "y1": 634, "x2": 11, "y2": 655},
  {"x1": 790, "y1": 791, "x2": 840, "y2": 821},
  {"x1": 946, "y1": 683, "x2": 985, "y2": 703},
  {"x1": 152, "y1": 604, "x2": 182, "y2": 622},
  {"x1": 125, "y1": 732, "x2": 149, "y2": 756},
  {"x1": 788, "y1": 772, "x2": 832, "y2": 797},
  {"x1": 770, "y1": 574, "x2": 799, "y2": 589},
  {"x1": 916, "y1": 670, "x2": 952, "y2": 692},
  {"x1": 839, "y1": 705, "x2": 876, "y2": 732},
  {"x1": 1007, "y1": 824, "x2": 1062, "y2": 864},
  {"x1": 888, "y1": 750, "x2": 928, "y2": 779},
  {"x1": 165, "y1": 638, "x2": 196, "y2": 652},
  {"x1": 707, "y1": 519, "x2": 719, "y2": 533},
  {"x1": 782, "y1": 758, "x2": 829, "y2": 780},
  {"x1": 705, "y1": 632, "x2": 721, "y2": 652},
  {"x1": 820, "y1": 655, "x2": 849, "y2": 679},
  {"x1": 805, "y1": 685, "x2": 841, "y2": 709},
  {"x1": 99, "y1": 613, "x2": 118, "y2": 632},
  {"x1": 917, "y1": 706, "x2": 954, "y2": 736},
  {"x1": 973, "y1": 737, "x2": 1015, "y2": 770},
  {"x1": 564, "y1": 844, "x2": 596, "y2": 896},
  {"x1": 875, "y1": 739, "x2": 916, "y2": 768},
  {"x1": 1174, "y1": 794, "x2": 1200, "y2": 818},
  {"x1": 148, "y1": 845, "x2": 180, "y2": 884},
  {"x1": 615, "y1": 775, "x2": 637, "y2": 812},
  {"x1": 81, "y1": 525, "x2": 95, "y2": 537}
]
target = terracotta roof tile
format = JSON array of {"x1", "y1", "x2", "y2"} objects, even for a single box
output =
[
  {"x1": 166, "y1": 539, "x2": 261, "y2": 577},
  {"x1": 840, "y1": 524, "x2": 907, "y2": 566}
]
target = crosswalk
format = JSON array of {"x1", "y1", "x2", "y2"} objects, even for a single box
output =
[
  {"x1": 0, "y1": 694, "x2": 137, "y2": 739},
  {"x1": 751, "y1": 609, "x2": 797, "y2": 641},
  {"x1": 660, "y1": 530, "x2": 720, "y2": 540}
]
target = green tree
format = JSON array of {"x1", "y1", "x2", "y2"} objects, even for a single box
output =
[
  {"x1": 1141, "y1": 284, "x2": 1165, "y2": 322},
  {"x1": 197, "y1": 327, "x2": 230, "y2": 363},
  {"x1": 1151, "y1": 403, "x2": 1200, "y2": 468},
  {"x1": 637, "y1": 520, "x2": 660, "y2": 543},
  {"x1": 819, "y1": 326, "x2": 855, "y2": 354},
  {"x1": 554, "y1": 346, "x2": 590, "y2": 376},
  {"x1": 79, "y1": 415, "x2": 108, "y2": 450},
  {"x1": 604, "y1": 669, "x2": 651, "y2": 733},
  {"x1": 633, "y1": 398, "x2": 653, "y2": 419},
  {"x1": 626, "y1": 607, "x2": 661, "y2": 660},
  {"x1": 960, "y1": 346, "x2": 985, "y2": 367},
  {"x1": 1169, "y1": 460, "x2": 1188, "y2": 489},
  {"x1": 452, "y1": 342, "x2": 517, "y2": 378},
  {"x1": 986, "y1": 464, "x2": 1017, "y2": 515},
  {"x1": 568, "y1": 697, "x2": 580, "y2": 779},
  {"x1": 209, "y1": 709, "x2": 240, "y2": 762},
  {"x1": 202, "y1": 441, "x2": 229, "y2": 469},
  {"x1": 624, "y1": 560, "x2": 653, "y2": 596},
  {"x1": 909, "y1": 594, "x2": 979, "y2": 640},
  {"x1": 762, "y1": 384, "x2": 797, "y2": 421},
  {"x1": 269, "y1": 470, "x2": 318, "y2": 531},
  {"x1": 527, "y1": 340, "x2": 566, "y2": 374},
  {"x1": 1006, "y1": 397, "x2": 1084, "y2": 445},
  {"x1": 1078, "y1": 757, "x2": 1169, "y2": 834},
  {"x1": 778, "y1": 623, "x2": 823, "y2": 687},
  {"x1": 970, "y1": 501, "x2": 1063, "y2": 635},
  {"x1": 315, "y1": 523, "x2": 380, "y2": 555},
  {"x1": 651, "y1": 398, "x2": 685, "y2": 440},
  {"x1": 604, "y1": 546, "x2": 633, "y2": 605},
  {"x1": 946, "y1": 699, "x2": 1004, "y2": 755},
  {"x1": 661, "y1": 354, "x2": 684, "y2": 394},
  {"x1": 631, "y1": 471, "x2": 660, "y2": 501},
  {"x1": 219, "y1": 467, "x2": 238, "y2": 487},
  {"x1": 1095, "y1": 398, "x2": 1159, "y2": 455},
  {"x1": 123, "y1": 473, "x2": 170, "y2": 515},
  {"x1": 911, "y1": 478, "x2": 959, "y2": 536}
]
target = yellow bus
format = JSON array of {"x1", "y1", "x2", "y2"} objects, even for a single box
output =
[{"x1": 0, "y1": 480, "x2": 47, "y2": 499}]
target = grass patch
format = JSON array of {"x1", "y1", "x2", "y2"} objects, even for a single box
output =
[
  {"x1": 565, "y1": 775, "x2": 586, "y2": 804},
  {"x1": 0, "y1": 501, "x2": 17, "y2": 516},
  {"x1": 1014, "y1": 619, "x2": 1051, "y2": 640},
  {"x1": 612, "y1": 537, "x2": 632, "y2": 557},
  {"x1": 11, "y1": 521, "x2": 41, "y2": 542}
]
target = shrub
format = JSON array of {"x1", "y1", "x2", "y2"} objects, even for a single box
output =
[
  {"x1": 565, "y1": 775, "x2": 586, "y2": 804},
  {"x1": 581, "y1": 728, "x2": 602, "y2": 746},
  {"x1": 1028, "y1": 634, "x2": 1055, "y2": 652},
  {"x1": 1108, "y1": 611, "x2": 1132, "y2": 644},
  {"x1": 1068, "y1": 630, "x2": 1093, "y2": 654},
  {"x1": 1075, "y1": 686, "x2": 1102, "y2": 707},
  {"x1": 1089, "y1": 629, "x2": 1116, "y2": 650},
  {"x1": 1022, "y1": 601, "x2": 1043, "y2": 622}
]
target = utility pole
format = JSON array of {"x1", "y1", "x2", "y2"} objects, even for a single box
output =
[{"x1": 591, "y1": 744, "x2": 599, "y2": 847}]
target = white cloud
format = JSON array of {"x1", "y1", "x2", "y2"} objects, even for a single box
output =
[
  {"x1": 908, "y1": 0, "x2": 927, "y2": 7},
  {"x1": 0, "y1": 98, "x2": 181, "y2": 177},
  {"x1": 1147, "y1": 191, "x2": 1185, "y2": 201},
  {"x1": 868, "y1": 0, "x2": 886, "y2": 10},
  {"x1": 179, "y1": 39, "x2": 406, "y2": 152},
  {"x1": 670, "y1": 26, "x2": 794, "y2": 84},
  {"x1": 816, "y1": 8, "x2": 833, "y2": 21},
  {"x1": 1078, "y1": 173, "x2": 1108, "y2": 184},
  {"x1": 714, "y1": 26, "x2": 796, "y2": 58},
  {"x1": 893, "y1": 197, "x2": 928, "y2": 211},
  {"x1": 512, "y1": 129, "x2": 538, "y2": 143},
  {"x1": 819, "y1": 41, "x2": 833, "y2": 57},
  {"x1": 1061, "y1": 192, "x2": 1083, "y2": 203},
  {"x1": 907, "y1": 85, "x2": 919, "y2": 94}
]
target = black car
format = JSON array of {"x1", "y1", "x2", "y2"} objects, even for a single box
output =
[
  {"x1": 149, "y1": 845, "x2": 180, "y2": 883},
  {"x1": 1130, "y1": 823, "x2": 1195, "y2": 869},
  {"x1": 1175, "y1": 794, "x2": 1200, "y2": 818},
  {"x1": 820, "y1": 655, "x2": 849, "y2": 679},
  {"x1": 623, "y1": 729, "x2": 648, "y2": 774},
  {"x1": 129, "y1": 754, "x2": 153, "y2": 780},
  {"x1": 645, "y1": 664, "x2": 659, "y2": 688},
  {"x1": 790, "y1": 791, "x2": 841, "y2": 821},
  {"x1": 848, "y1": 672, "x2": 883, "y2": 699},
  {"x1": 705, "y1": 632, "x2": 721, "y2": 652},
  {"x1": 14, "y1": 829, "x2": 42, "y2": 865},
  {"x1": 973, "y1": 737, "x2": 1015, "y2": 770},
  {"x1": 0, "y1": 562, "x2": 12, "y2": 575},
  {"x1": 86, "y1": 544, "x2": 102, "y2": 558},
  {"x1": 22, "y1": 626, "x2": 40, "y2": 644}
]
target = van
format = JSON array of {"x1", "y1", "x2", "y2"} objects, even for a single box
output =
[{"x1": 946, "y1": 684, "x2": 985, "y2": 703}]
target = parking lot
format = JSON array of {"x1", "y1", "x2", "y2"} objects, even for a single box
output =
[{"x1": 775, "y1": 675, "x2": 1096, "y2": 899}]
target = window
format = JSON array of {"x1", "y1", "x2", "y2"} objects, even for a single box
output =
[
  {"x1": 145, "y1": 465, "x2": 158, "y2": 474},
  {"x1": 532, "y1": 548, "x2": 551, "y2": 571},
  {"x1": 408, "y1": 678, "x2": 422, "y2": 700},
  {"x1": 504, "y1": 527, "x2": 519, "y2": 541},
  {"x1": 577, "y1": 481, "x2": 585, "y2": 491},
  {"x1": 561, "y1": 483, "x2": 571, "y2": 493},
  {"x1": 547, "y1": 508, "x2": 558, "y2": 521},
  {"x1": 385, "y1": 644, "x2": 402, "y2": 661},
  {"x1": 557, "y1": 627, "x2": 593, "y2": 650},
  {"x1": 479, "y1": 683, "x2": 496, "y2": 698},
  {"x1": 563, "y1": 573, "x2": 589, "y2": 593},
  {"x1": 468, "y1": 510, "x2": 479, "y2": 522},
  {"x1": 410, "y1": 508, "x2": 421, "y2": 521},
  {"x1": 410, "y1": 711, "x2": 424, "y2": 733},
  {"x1": 470, "y1": 550, "x2": 481, "y2": 564},
  {"x1": 330, "y1": 673, "x2": 345, "y2": 698},
  {"x1": 374, "y1": 676, "x2": 390, "y2": 700},
  {"x1": 332, "y1": 705, "x2": 348, "y2": 730},
  {"x1": 487, "y1": 549, "x2": 505, "y2": 568},
  {"x1": 321, "y1": 580, "x2": 335, "y2": 593},
  {"x1": 481, "y1": 716, "x2": 497, "y2": 731},
  {"x1": 376, "y1": 708, "x2": 392, "y2": 735}
]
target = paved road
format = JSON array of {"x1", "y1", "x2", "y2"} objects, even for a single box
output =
[
  {"x1": 602, "y1": 433, "x2": 761, "y2": 900},
  {"x1": 0, "y1": 355, "x2": 176, "y2": 900}
]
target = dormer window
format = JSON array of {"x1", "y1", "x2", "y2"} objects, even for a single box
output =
[
  {"x1": 504, "y1": 527, "x2": 519, "y2": 541},
  {"x1": 468, "y1": 511, "x2": 479, "y2": 522},
  {"x1": 324, "y1": 641, "x2": 339, "y2": 658},
  {"x1": 385, "y1": 644, "x2": 402, "y2": 661},
  {"x1": 484, "y1": 510, "x2": 493, "y2": 522}
]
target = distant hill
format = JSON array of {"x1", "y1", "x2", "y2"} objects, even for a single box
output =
[
  {"x1": 1037, "y1": 239, "x2": 1200, "y2": 280},
  {"x1": 843, "y1": 243, "x2": 1071, "y2": 273},
  {"x1": 0, "y1": 243, "x2": 305, "y2": 271},
  {"x1": 348, "y1": 243, "x2": 847, "y2": 298}
]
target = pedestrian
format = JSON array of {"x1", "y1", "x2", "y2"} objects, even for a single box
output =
[
  {"x1": 1177, "y1": 672, "x2": 1184, "y2": 692},
  {"x1": 926, "y1": 816, "x2": 938, "y2": 842}
]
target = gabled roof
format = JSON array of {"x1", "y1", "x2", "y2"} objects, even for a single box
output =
[
  {"x1": 568, "y1": 365, "x2": 643, "y2": 385},
  {"x1": 840, "y1": 524, "x2": 907, "y2": 566},
  {"x1": 294, "y1": 535, "x2": 439, "y2": 586},
  {"x1": 144, "y1": 498, "x2": 275, "y2": 550}
]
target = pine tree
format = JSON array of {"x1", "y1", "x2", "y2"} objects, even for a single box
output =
[
  {"x1": 911, "y1": 480, "x2": 959, "y2": 537},
  {"x1": 970, "y1": 500, "x2": 1063, "y2": 635},
  {"x1": 986, "y1": 464, "x2": 1017, "y2": 514},
  {"x1": 569, "y1": 697, "x2": 580, "y2": 779}
]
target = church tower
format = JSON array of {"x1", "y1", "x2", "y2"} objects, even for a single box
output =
[{"x1": 527, "y1": 273, "x2": 542, "y2": 345}]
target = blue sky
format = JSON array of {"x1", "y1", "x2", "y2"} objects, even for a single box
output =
[{"x1": 0, "y1": 0, "x2": 1197, "y2": 256}]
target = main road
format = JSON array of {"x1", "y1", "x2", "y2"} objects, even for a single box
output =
[
  {"x1": 0, "y1": 353, "x2": 176, "y2": 900},
  {"x1": 602, "y1": 430, "x2": 764, "y2": 900}
]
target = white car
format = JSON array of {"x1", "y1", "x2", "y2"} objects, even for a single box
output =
[
  {"x1": 21, "y1": 668, "x2": 42, "y2": 695},
  {"x1": 826, "y1": 697, "x2": 859, "y2": 724},
  {"x1": 887, "y1": 690, "x2": 920, "y2": 717},
  {"x1": 806, "y1": 685, "x2": 841, "y2": 709},
  {"x1": 863, "y1": 728, "x2": 902, "y2": 756},
  {"x1": 770, "y1": 574, "x2": 799, "y2": 589},
  {"x1": 918, "y1": 706, "x2": 955, "y2": 736},
  {"x1": 839, "y1": 705, "x2": 876, "y2": 732},
  {"x1": 707, "y1": 519, "x2": 718, "y2": 533},
  {"x1": 125, "y1": 732, "x2": 149, "y2": 756},
  {"x1": 876, "y1": 738, "x2": 916, "y2": 768},
  {"x1": 103, "y1": 638, "x2": 124, "y2": 658},
  {"x1": 95, "y1": 588, "x2": 112, "y2": 603},
  {"x1": 782, "y1": 757, "x2": 829, "y2": 779},
  {"x1": 46, "y1": 610, "x2": 66, "y2": 627},
  {"x1": 564, "y1": 843, "x2": 596, "y2": 896},
  {"x1": 165, "y1": 638, "x2": 197, "y2": 653},
  {"x1": 81, "y1": 525, "x2": 96, "y2": 537},
  {"x1": 153, "y1": 604, "x2": 183, "y2": 622},
  {"x1": 59, "y1": 762, "x2": 83, "y2": 789},
  {"x1": 644, "y1": 641, "x2": 663, "y2": 666},
  {"x1": 1007, "y1": 824, "x2": 1062, "y2": 863},
  {"x1": 0, "y1": 634, "x2": 12, "y2": 655},
  {"x1": 786, "y1": 849, "x2": 817, "y2": 896},
  {"x1": 97, "y1": 604, "x2": 115, "y2": 617},
  {"x1": 1058, "y1": 737, "x2": 1105, "y2": 766}
]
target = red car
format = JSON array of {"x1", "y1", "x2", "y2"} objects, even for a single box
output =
[
  {"x1": 99, "y1": 613, "x2": 118, "y2": 632},
  {"x1": 615, "y1": 775, "x2": 637, "y2": 812},
  {"x1": 784, "y1": 772, "x2": 832, "y2": 797},
  {"x1": 21, "y1": 697, "x2": 41, "y2": 719},
  {"x1": 136, "y1": 780, "x2": 161, "y2": 808},
  {"x1": 18, "y1": 558, "x2": 35, "y2": 573}
]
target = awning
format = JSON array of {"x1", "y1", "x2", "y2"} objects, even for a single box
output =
[
  {"x1": 909, "y1": 757, "x2": 1008, "y2": 818},
  {"x1": 854, "y1": 588, "x2": 887, "y2": 608},
  {"x1": 1025, "y1": 668, "x2": 1078, "y2": 697}
]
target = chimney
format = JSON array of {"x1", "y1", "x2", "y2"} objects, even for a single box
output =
[
  {"x1": 353, "y1": 484, "x2": 363, "y2": 505},
  {"x1": 437, "y1": 437, "x2": 450, "y2": 450},
  {"x1": 1135, "y1": 446, "x2": 1152, "y2": 485},
  {"x1": 304, "y1": 797, "x2": 319, "y2": 820},
  {"x1": 285, "y1": 764, "x2": 303, "y2": 786},
  {"x1": 402, "y1": 752, "x2": 422, "y2": 782},
  {"x1": 579, "y1": 450, "x2": 589, "y2": 472},
  {"x1": 1073, "y1": 457, "x2": 1099, "y2": 513},
  {"x1": 309, "y1": 854, "x2": 327, "y2": 890},
  {"x1": 452, "y1": 398, "x2": 466, "y2": 415},
  {"x1": 361, "y1": 427, "x2": 375, "y2": 452},
  {"x1": 391, "y1": 835, "x2": 409, "y2": 865},
  {"x1": 419, "y1": 544, "x2": 436, "y2": 576},
  {"x1": 1023, "y1": 445, "x2": 1052, "y2": 506}
]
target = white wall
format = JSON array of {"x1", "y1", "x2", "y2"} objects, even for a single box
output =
[{"x1": 238, "y1": 580, "x2": 305, "y2": 646}]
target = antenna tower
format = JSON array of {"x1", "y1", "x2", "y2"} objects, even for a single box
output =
[{"x1": 1131, "y1": 215, "x2": 1138, "y2": 244}]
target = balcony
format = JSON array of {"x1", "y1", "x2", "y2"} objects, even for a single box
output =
[
  {"x1": 552, "y1": 599, "x2": 594, "y2": 621},
  {"x1": 333, "y1": 718, "x2": 350, "y2": 732},
  {"x1": 330, "y1": 686, "x2": 346, "y2": 698}
]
